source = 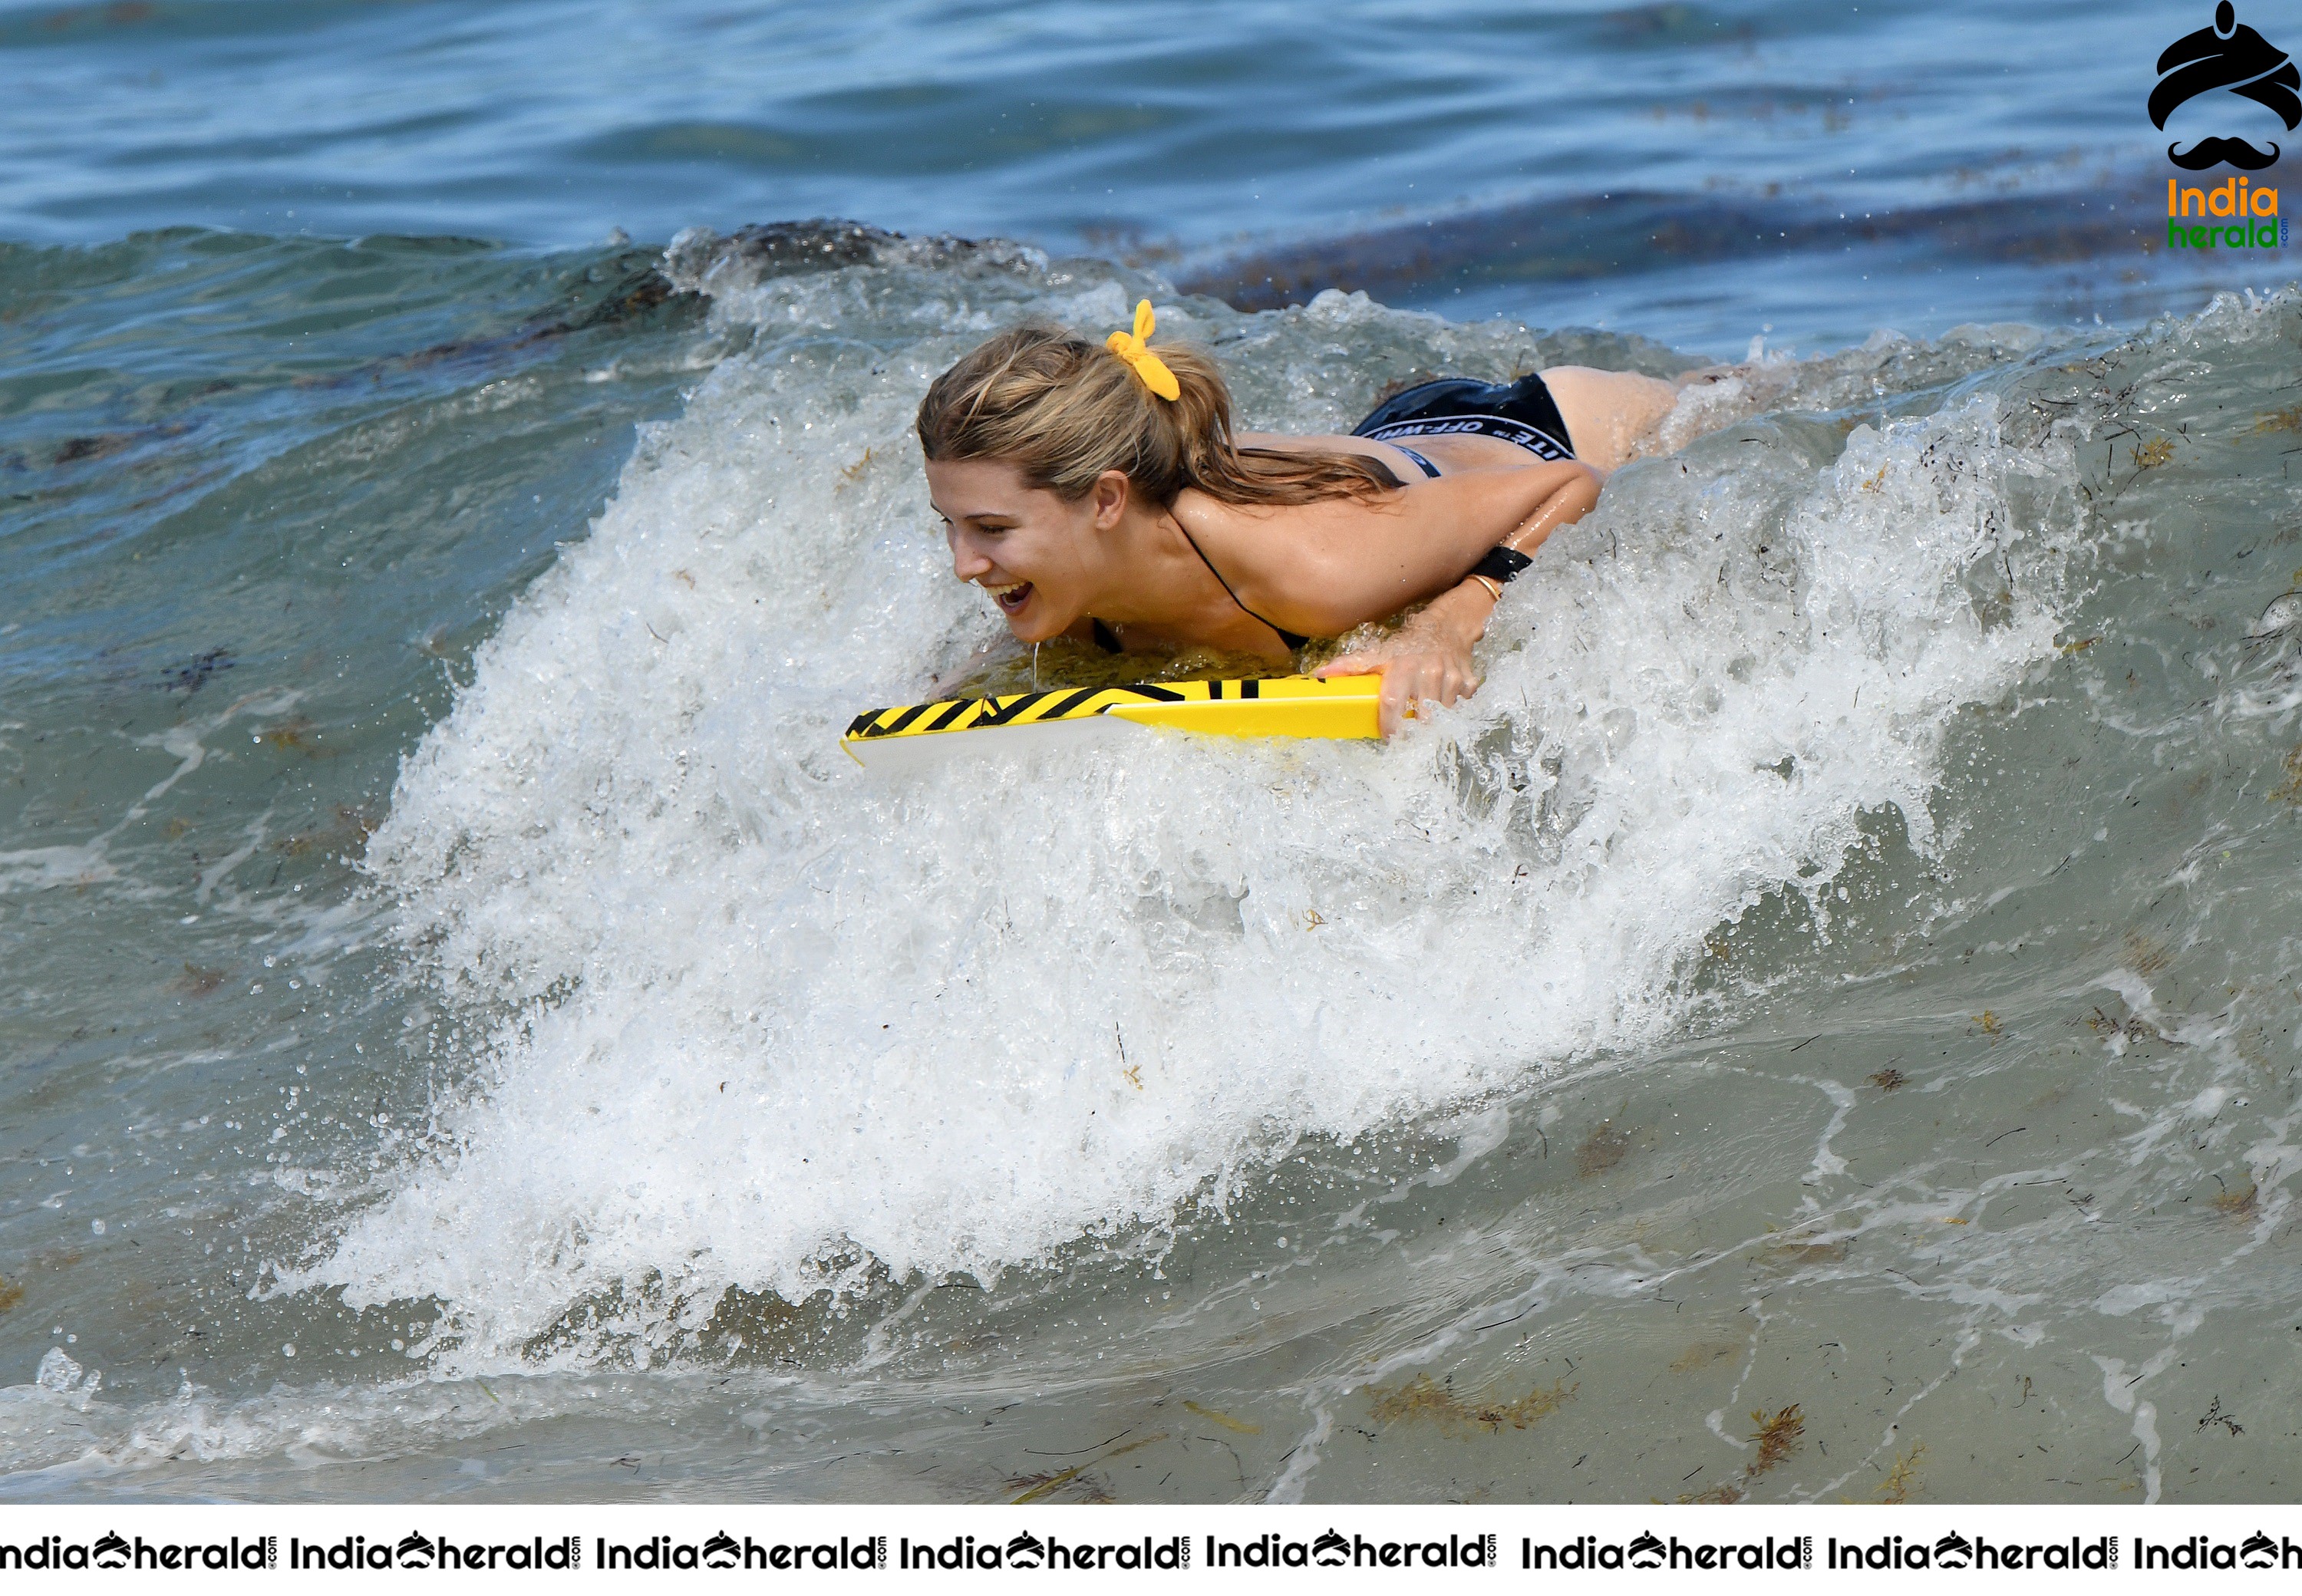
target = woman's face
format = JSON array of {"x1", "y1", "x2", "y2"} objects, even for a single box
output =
[{"x1": 925, "y1": 457, "x2": 1116, "y2": 643}]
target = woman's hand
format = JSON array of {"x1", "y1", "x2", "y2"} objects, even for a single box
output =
[{"x1": 1313, "y1": 581, "x2": 1496, "y2": 739}]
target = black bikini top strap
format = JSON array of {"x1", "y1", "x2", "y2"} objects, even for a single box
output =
[{"x1": 1174, "y1": 524, "x2": 1310, "y2": 651}]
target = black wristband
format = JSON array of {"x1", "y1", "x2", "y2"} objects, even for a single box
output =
[{"x1": 1470, "y1": 546, "x2": 1534, "y2": 585}]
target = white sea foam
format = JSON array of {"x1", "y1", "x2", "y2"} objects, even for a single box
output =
[
  {"x1": 301, "y1": 262, "x2": 2076, "y2": 1365},
  {"x1": 0, "y1": 1369, "x2": 665, "y2": 1486}
]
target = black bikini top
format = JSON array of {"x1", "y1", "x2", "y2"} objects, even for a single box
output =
[{"x1": 1090, "y1": 444, "x2": 1443, "y2": 655}]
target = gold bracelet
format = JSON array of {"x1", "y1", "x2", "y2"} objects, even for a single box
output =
[{"x1": 1468, "y1": 574, "x2": 1504, "y2": 603}]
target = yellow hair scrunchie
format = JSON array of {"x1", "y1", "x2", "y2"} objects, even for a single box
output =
[{"x1": 1106, "y1": 298, "x2": 1181, "y2": 401}]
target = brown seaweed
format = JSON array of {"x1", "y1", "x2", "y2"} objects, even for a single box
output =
[{"x1": 1367, "y1": 1373, "x2": 1576, "y2": 1433}]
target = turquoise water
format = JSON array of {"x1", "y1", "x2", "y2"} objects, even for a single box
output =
[{"x1": 5, "y1": 0, "x2": 2302, "y2": 1503}]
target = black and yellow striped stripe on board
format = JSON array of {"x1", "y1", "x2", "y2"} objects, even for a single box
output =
[{"x1": 843, "y1": 673, "x2": 1380, "y2": 756}]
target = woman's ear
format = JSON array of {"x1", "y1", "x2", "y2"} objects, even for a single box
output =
[{"x1": 1090, "y1": 469, "x2": 1130, "y2": 531}]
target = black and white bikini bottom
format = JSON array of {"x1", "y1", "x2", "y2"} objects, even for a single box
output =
[{"x1": 1351, "y1": 373, "x2": 1576, "y2": 463}]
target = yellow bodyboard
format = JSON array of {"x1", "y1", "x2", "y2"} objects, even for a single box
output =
[{"x1": 843, "y1": 674, "x2": 1378, "y2": 767}]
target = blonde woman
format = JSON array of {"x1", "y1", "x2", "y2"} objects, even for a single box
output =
[{"x1": 918, "y1": 302, "x2": 1682, "y2": 736}]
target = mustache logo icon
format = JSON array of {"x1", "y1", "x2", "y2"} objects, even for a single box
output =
[
  {"x1": 2169, "y1": 135, "x2": 2284, "y2": 169},
  {"x1": 2152, "y1": 3, "x2": 2298, "y2": 169}
]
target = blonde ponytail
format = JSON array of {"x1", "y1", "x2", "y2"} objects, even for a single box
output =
[{"x1": 916, "y1": 321, "x2": 1400, "y2": 506}]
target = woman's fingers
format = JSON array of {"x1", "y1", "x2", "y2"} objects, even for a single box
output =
[
  {"x1": 1433, "y1": 658, "x2": 1479, "y2": 704},
  {"x1": 1378, "y1": 671, "x2": 1417, "y2": 739},
  {"x1": 1315, "y1": 651, "x2": 1479, "y2": 737},
  {"x1": 1379, "y1": 657, "x2": 1468, "y2": 737}
]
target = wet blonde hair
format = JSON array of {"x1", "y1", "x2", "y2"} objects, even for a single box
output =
[{"x1": 915, "y1": 322, "x2": 1400, "y2": 506}]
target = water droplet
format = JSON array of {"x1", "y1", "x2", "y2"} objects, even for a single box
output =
[
  {"x1": 2251, "y1": 590, "x2": 2302, "y2": 637},
  {"x1": 35, "y1": 1349, "x2": 81, "y2": 1392}
]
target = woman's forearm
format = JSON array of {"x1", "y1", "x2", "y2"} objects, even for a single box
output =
[
  {"x1": 1432, "y1": 467, "x2": 1600, "y2": 638},
  {"x1": 1314, "y1": 469, "x2": 1601, "y2": 734},
  {"x1": 1502, "y1": 467, "x2": 1601, "y2": 558},
  {"x1": 1424, "y1": 578, "x2": 1499, "y2": 648}
]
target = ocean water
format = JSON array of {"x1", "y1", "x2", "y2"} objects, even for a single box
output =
[{"x1": 5, "y1": 0, "x2": 2302, "y2": 1504}]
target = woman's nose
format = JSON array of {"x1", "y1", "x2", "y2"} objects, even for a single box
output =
[{"x1": 950, "y1": 539, "x2": 991, "y2": 581}]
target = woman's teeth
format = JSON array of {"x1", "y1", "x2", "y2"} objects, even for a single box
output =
[{"x1": 986, "y1": 580, "x2": 1031, "y2": 614}]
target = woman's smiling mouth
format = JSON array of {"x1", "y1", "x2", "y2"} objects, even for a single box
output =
[{"x1": 984, "y1": 579, "x2": 1032, "y2": 615}]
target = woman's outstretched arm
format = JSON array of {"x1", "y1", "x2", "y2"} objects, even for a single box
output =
[
  {"x1": 1186, "y1": 457, "x2": 1600, "y2": 641},
  {"x1": 1311, "y1": 464, "x2": 1600, "y2": 737}
]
